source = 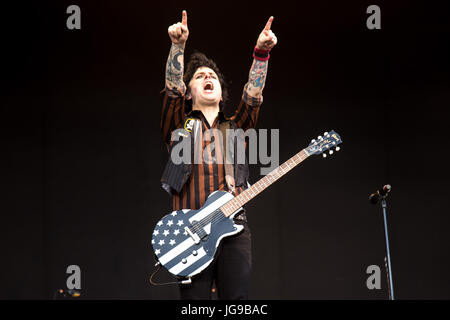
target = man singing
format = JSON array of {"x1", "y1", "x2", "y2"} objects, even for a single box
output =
[{"x1": 160, "y1": 10, "x2": 277, "y2": 299}]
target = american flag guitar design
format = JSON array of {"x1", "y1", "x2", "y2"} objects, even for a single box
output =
[{"x1": 151, "y1": 130, "x2": 342, "y2": 279}]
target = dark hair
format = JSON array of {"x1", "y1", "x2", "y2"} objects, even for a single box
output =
[{"x1": 184, "y1": 52, "x2": 228, "y2": 109}]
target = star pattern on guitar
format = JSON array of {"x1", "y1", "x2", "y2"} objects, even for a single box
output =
[{"x1": 152, "y1": 209, "x2": 190, "y2": 256}]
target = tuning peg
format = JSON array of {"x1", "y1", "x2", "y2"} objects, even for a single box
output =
[
  {"x1": 322, "y1": 153, "x2": 327, "y2": 158},
  {"x1": 324, "y1": 131, "x2": 329, "y2": 136},
  {"x1": 336, "y1": 146, "x2": 340, "y2": 151},
  {"x1": 311, "y1": 139, "x2": 316, "y2": 143},
  {"x1": 318, "y1": 135, "x2": 323, "y2": 140},
  {"x1": 329, "y1": 150, "x2": 334, "y2": 155}
]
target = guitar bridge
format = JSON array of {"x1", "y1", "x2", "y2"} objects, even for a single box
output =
[{"x1": 185, "y1": 226, "x2": 200, "y2": 244}]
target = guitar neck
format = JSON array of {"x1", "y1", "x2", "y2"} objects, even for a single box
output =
[{"x1": 220, "y1": 148, "x2": 310, "y2": 217}]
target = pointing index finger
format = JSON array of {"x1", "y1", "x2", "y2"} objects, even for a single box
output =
[
  {"x1": 264, "y1": 16, "x2": 274, "y2": 31},
  {"x1": 182, "y1": 10, "x2": 188, "y2": 26}
]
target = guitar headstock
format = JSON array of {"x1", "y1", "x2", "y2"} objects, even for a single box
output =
[{"x1": 305, "y1": 130, "x2": 342, "y2": 157}]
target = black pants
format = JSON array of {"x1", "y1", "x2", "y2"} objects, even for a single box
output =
[{"x1": 178, "y1": 221, "x2": 252, "y2": 300}]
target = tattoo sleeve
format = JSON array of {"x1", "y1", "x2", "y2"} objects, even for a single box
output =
[
  {"x1": 165, "y1": 43, "x2": 186, "y2": 94},
  {"x1": 246, "y1": 59, "x2": 268, "y2": 97}
]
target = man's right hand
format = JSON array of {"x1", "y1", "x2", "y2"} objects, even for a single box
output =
[{"x1": 168, "y1": 10, "x2": 189, "y2": 45}]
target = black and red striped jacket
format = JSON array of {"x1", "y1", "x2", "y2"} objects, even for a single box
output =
[{"x1": 160, "y1": 85, "x2": 262, "y2": 211}]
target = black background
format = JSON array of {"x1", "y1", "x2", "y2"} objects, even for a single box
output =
[{"x1": 2, "y1": 0, "x2": 450, "y2": 299}]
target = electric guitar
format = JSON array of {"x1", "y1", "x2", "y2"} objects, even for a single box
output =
[{"x1": 151, "y1": 130, "x2": 342, "y2": 278}]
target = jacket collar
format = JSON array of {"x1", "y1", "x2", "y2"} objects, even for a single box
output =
[{"x1": 186, "y1": 109, "x2": 227, "y2": 127}]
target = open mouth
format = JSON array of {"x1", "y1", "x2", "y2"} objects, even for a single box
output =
[{"x1": 203, "y1": 82, "x2": 214, "y2": 92}]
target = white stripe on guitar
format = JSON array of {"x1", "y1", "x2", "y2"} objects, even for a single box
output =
[
  {"x1": 169, "y1": 247, "x2": 207, "y2": 275},
  {"x1": 188, "y1": 191, "x2": 234, "y2": 224},
  {"x1": 158, "y1": 236, "x2": 195, "y2": 265}
]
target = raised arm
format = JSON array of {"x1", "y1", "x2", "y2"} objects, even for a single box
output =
[
  {"x1": 246, "y1": 16, "x2": 278, "y2": 98},
  {"x1": 165, "y1": 10, "x2": 189, "y2": 95}
]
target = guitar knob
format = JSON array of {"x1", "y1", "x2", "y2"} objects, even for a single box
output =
[
  {"x1": 192, "y1": 250, "x2": 198, "y2": 256},
  {"x1": 182, "y1": 258, "x2": 187, "y2": 264},
  {"x1": 322, "y1": 153, "x2": 327, "y2": 158}
]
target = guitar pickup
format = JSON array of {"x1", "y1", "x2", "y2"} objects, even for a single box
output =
[{"x1": 185, "y1": 226, "x2": 200, "y2": 244}]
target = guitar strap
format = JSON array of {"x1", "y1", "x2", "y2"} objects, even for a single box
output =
[{"x1": 219, "y1": 121, "x2": 235, "y2": 193}]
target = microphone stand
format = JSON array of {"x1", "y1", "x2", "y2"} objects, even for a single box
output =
[{"x1": 380, "y1": 197, "x2": 395, "y2": 300}]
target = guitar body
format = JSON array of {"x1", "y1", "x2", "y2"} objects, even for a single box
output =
[{"x1": 151, "y1": 190, "x2": 244, "y2": 278}]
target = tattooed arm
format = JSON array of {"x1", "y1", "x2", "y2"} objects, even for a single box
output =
[
  {"x1": 165, "y1": 10, "x2": 189, "y2": 94},
  {"x1": 246, "y1": 16, "x2": 278, "y2": 98},
  {"x1": 165, "y1": 43, "x2": 186, "y2": 94},
  {"x1": 246, "y1": 59, "x2": 269, "y2": 98}
]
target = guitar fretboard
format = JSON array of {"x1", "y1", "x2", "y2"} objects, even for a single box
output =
[{"x1": 220, "y1": 149, "x2": 310, "y2": 217}]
